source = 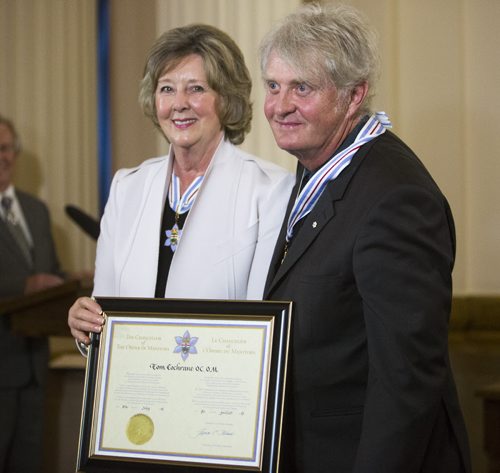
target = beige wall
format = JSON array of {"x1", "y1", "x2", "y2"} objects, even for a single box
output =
[
  {"x1": 336, "y1": 0, "x2": 500, "y2": 294},
  {"x1": 0, "y1": 0, "x2": 98, "y2": 274},
  {"x1": 109, "y1": 0, "x2": 158, "y2": 171},
  {"x1": 463, "y1": 1, "x2": 500, "y2": 293},
  {"x1": 1, "y1": 0, "x2": 499, "y2": 295}
]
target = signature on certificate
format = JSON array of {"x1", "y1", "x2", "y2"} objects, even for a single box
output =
[{"x1": 195, "y1": 428, "x2": 234, "y2": 438}]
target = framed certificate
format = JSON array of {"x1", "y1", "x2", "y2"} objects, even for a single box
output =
[{"x1": 77, "y1": 297, "x2": 292, "y2": 473}]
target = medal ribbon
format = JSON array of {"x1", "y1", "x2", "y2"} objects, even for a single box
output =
[
  {"x1": 168, "y1": 172, "x2": 204, "y2": 215},
  {"x1": 164, "y1": 172, "x2": 204, "y2": 252},
  {"x1": 286, "y1": 111, "x2": 392, "y2": 242}
]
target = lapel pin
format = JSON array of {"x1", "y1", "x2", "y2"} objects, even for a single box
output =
[{"x1": 312, "y1": 221, "x2": 317, "y2": 228}]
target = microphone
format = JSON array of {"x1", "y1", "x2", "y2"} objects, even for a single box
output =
[{"x1": 65, "y1": 205, "x2": 100, "y2": 240}]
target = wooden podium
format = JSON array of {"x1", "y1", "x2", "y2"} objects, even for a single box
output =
[
  {"x1": 0, "y1": 280, "x2": 81, "y2": 337},
  {"x1": 0, "y1": 279, "x2": 90, "y2": 473}
]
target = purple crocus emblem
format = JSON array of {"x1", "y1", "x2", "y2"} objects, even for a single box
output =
[
  {"x1": 165, "y1": 224, "x2": 182, "y2": 252},
  {"x1": 174, "y1": 330, "x2": 198, "y2": 361}
]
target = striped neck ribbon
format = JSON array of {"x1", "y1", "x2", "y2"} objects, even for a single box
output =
[
  {"x1": 286, "y1": 111, "x2": 392, "y2": 242},
  {"x1": 168, "y1": 172, "x2": 204, "y2": 215}
]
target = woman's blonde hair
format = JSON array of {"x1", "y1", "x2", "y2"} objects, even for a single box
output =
[{"x1": 139, "y1": 24, "x2": 252, "y2": 145}]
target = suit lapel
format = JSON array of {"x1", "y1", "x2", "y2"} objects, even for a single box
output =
[
  {"x1": 265, "y1": 189, "x2": 336, "y2": 295},
  {"x1": 0, "y1": 219, "x2": 26, "y2": 262},
  {"x1": 1, "y1": 192, "x2": 33, "y2": 270},
  {"x1": 264, "y1": 141, "x2": 372, "y2": 297},
  {"x1": 19, "y1": 191, "x2": 39, "y2": 247}
]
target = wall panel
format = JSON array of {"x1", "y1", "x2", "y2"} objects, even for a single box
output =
[
  {"x1": 342, "y1": 0, "x2": 500, "y2": 294},
  {"x1": 0, "y1": 0, "x2": 98, "y2": 274},
  {"x1": 463, "y1": 0, "x2": 500, "y2": 292},
  {"x1": 396, "y1": 0, "x2": 466, "y2": 289}
]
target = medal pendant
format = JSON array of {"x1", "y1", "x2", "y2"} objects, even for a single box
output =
[{"x1": 165, "y1": 223, "x2": 182, "y2": 252}]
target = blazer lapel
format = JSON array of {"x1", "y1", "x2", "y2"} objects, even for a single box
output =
[{"x1": 133, "y1": 159, "x2": 172, "y2": 294}]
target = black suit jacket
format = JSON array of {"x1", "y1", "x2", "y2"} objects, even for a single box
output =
[
  {"x1": 264, "y1": 131, "x2": 471, "y2": 472},
  {"x1": 0, "y1": 189, "x2": 62, "y2": 387}
]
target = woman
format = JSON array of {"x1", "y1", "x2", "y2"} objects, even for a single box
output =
[{"x1": 68, "y1": 24, "x2": 293, "y2": 348}]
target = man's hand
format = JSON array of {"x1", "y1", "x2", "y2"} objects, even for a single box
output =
[{"x1": 24, "y1": 273, "x2": 64, "y2": 294}]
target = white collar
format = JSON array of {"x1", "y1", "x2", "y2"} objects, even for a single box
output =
[
  {"x1": 1, "y1": 184, "x2": 15, "y2": 199},
  {"x1": 0, "y1": 185, "x2": 16, "y2": 218}
]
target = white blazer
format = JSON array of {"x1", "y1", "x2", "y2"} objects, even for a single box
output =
[{"x1": 93, "y1": 139, "x2": 294, "y2": 300}]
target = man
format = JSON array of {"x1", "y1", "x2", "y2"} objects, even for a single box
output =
[
  {"x1": 260, "y1": 4, "x2": 471, "y2": 472},
  {"x1": 0, "y1": 115, "x2": 64, "y2": 472}
]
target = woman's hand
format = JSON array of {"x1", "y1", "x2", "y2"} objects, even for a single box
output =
[{"x1": 68, "y1": 296, "x2": 104, "y2": 345}]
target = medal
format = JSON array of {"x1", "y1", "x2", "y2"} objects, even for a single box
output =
[
  {"x1": 164, "y1": 172, "x2": 204, "y2": 252},
  {"x1": 164, "y1": 221, "x2": 182, "y2": 252}
]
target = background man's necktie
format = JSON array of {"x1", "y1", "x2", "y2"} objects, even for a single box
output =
[{"x1": 1, "y1": 196, "x2": 33, "y2": 265}]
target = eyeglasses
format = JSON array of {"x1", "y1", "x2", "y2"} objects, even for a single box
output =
[{"x1": 0, "y1": 144, "x2": 16, "y2": 153}]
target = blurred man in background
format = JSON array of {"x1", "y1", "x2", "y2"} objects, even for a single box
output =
[{"x1": 0, "y1": 115, "x2": 64, "y2": 472}]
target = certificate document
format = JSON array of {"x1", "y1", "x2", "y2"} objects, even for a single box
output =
[{"x1": 78, "y1": 298, "x2": 292, "y2": 473}]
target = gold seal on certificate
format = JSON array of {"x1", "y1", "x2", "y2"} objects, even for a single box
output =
[{"x1": 126, "y1": 414, "x2": 154, "y2": 445}]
